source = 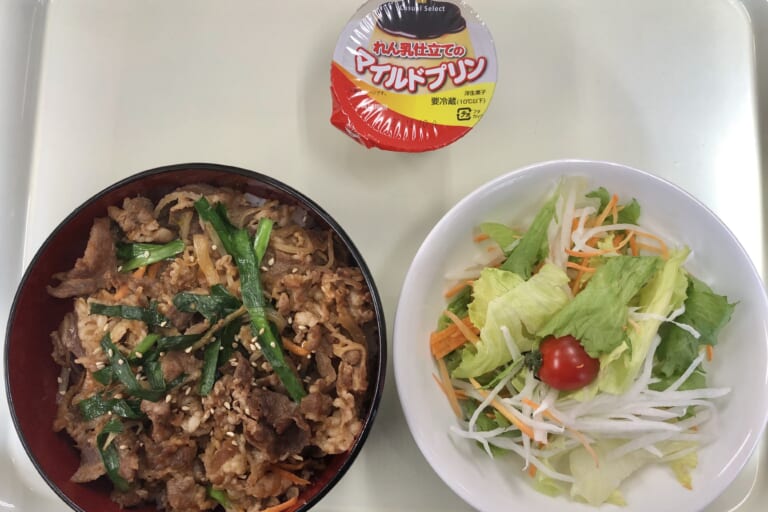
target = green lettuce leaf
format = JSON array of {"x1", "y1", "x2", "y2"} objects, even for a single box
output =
[
  {"x1": 569, "y1": 439, "x2": 655, "y2": 506},
  {"x1": 478, "y1": 222, "x2": 520, "y2": 254},
  {"x1": 585, "y1": 187, "x2": 641, "y2": 224},
  {"x1": 500, "y1": 194, "x2": 557, "y2": 279},
  {"x1": 454, "y1": 263, "x2": 570, "y2": 378},
  {"x1": 597, "y1": 248, "x2": 689, "y2": 394},
  {"x1": 437, "y1": 284, "x2": 473, "y2": 331},
  {"x1": 654, "y1": 276, "x2": 735, "y2": 379},
  {"x1": 468, "y1": 268, "x2": 524, "y2": 329},
  {"x1": 537, "y1": 256, "x2": 661, "y2": 357}
]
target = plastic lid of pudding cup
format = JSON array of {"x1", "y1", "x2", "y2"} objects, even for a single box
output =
[{"x1": 330, "y1": 0, "x2": 498, "y2": 152}]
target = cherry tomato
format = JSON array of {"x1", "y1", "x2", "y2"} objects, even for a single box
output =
[{"x1": 536, "y1": 335, "x2": 600, "y2": 391}]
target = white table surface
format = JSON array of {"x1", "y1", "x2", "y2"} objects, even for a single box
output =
[{"x1": 1, "y1": 0, "x2": 766, "y2": 510}]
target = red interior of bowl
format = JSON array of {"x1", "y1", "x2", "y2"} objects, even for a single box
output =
[{"x1": 5, "y1": 164, "x2": 385, "y2": 512}]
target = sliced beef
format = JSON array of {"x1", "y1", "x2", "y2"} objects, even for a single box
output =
[
  {"x1": 108, "y1": 196, "x2": 175, "y2": 243},
  {"x1": 48, "y1": 217, "x2": 118, "y2": 298},
  {"x1": 161, "y1": 350, "x2": 202, "y2": 383},
  {"x1": 141, "y1": 399, "x2": 173, "y2": 442},
  {"x1": 165, "y1": 474, "x2": 212, "y2": 512},
  {"x1": 51, "y1": 311, "x2": 83, "y2": 366}
]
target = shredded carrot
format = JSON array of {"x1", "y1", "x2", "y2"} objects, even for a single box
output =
[
  {"x1": 634, "y1": 231, "x2": 670, "y2": 258},
  {"x1": 611, "y1": 201, "x2": 619, "y2": 225},
  {"x1": 473, "y1": 232, "x2": 490, "y2": 243},
  {"x1": 282, "y1": 337, "x2": 310, "y2": 357},
  {"x1": 629, "y1": 234, "x2": 639, "y2": 256},
  {"x1": 147, "y1": 262, "x2": 161, "y2": 279},
  {"x1": 430, "y1": 316, "x2": 479, "y2": 359},
  {"x1": 261, "y1": 496, "x2": 298, "y2": 512},
  {"x1": 444, "y1": 280, "x2": 472, "y2": 299},
  {"x1": 613, "y1": 232, "x2": 625, "y2": 248},
  {"x1": 435, "y1": 359, "x2": 462, "y2": 419},
  {"x1": 706, "y1": 344, "x2": 714, "y2": 362},
  {"x1": 272, "y1": 466, "x2": 310, "y2": 486},
  {"x1": 113, "y1": 285, "x2": 131, "y2": 301},
  {"x1": 522, "y1": 398, "x2": 599, "y2": 468},
  {"x1": 528, "y1": 463, "x2": 537, "y2": 478},
  {"x1": 635, "y1": 241, "x2": 669, "y2": 259},
  {"x1": 469, "y1": 379, "x2": 536, "y2": 440},
  {"x1": 594, "y1": 194, "x2": 619, "y2": 227},
  {"x1": 443, "y1": 310, "x2": 480, "y2": 344},
  {"x1": 132, "y1": 266, "x2": 147, "y2": 279},
  {"x1": 566, "y1": 261, "x2": 596, "y2": 273}
]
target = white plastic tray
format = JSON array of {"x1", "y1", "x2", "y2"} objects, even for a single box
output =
[{"x1": 1, "y1": 0, "x2": 766, "y2": 510}]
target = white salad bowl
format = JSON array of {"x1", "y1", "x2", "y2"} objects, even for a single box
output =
[{"x1": 393, "y1": 159, "x2": 768, "y2": 512}]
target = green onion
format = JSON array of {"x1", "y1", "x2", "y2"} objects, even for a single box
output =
[
  {"x1": 199, "y1": 338, "x2": 222, "y2": 396},
  {"x1": 93, "y1": 366, "x2": 115, "y2": 385},
  {"x1": 90, "y1": 302, "x2": 169, "y2": 327},
  {"x1": 206, "y1": 486, "x2": 231, "y2": 508},
  {"x1": 96, "y1": 419, "x2": 130, "y2": 492},
  {"x1": 144, "y1": 360, "x2": 165, "y2": 391},
  {"x1": 253, "y1": 217, "x2": 274, "y2": 263},
  {"x1": 100, "y1": 333, "x2": 164, "y2": 401},
  {"x1": 117, "y1": 240, "x2": 185, "y2": 272},
  {"x1": 155, "y1": 334, "x2": 202, "y2": 352},
  {"x1": 217, "y1": 320, "x2": 241, "y2": 366},
  {"x1": 129, "y1": 334, "x2": 159, "y2": 361},
  {"x1": 195, "y1": 197, "x2": 305, "y2": 401},
  {"x1": 172, "y1": 284, "x2": 241, "y2": 323},
  {"x1": 78, "y1": 395, "x2": 144, "y2": 421}
]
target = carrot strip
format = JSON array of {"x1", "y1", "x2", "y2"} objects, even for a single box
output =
[
  {"x1": 261, "y1": 496, "x2": 298, "y2": 512},
  {"x1": 435, "y1": 359, "x2": 462, "y2": 419},
  {"x1": 521, "y1": 398, "x2": 599, "y2": 467},
  {"x1": 566, "y1": 261, "x2": 596, "y2": 273},
  {"x1": 473, "y1": 233, "x2": 490, "y2": 243},
  {"x1": 282, "y1": 337, "x2": 310, "y2": 357},
  {"x1": 273, "y1": 466, "x2": 310, "y2": 486},
  {"x1": 444, "y1": 280, "x2": 471, "y2": 299},
  {"x1": 635, "y1": 241, "x2": 669, "y2": 259},
  {"x1": 528, "y1": 464, "x2": 537, "y2": 478},
  {"x1": 706, "y1": 344, "x2": 714, "y2": 362},
  {"x1": 113, "y1": 285, "x2": 131, "y2": 301},
  {"x1": 275, "y1": 461, "x2": 305, "y2": 471},
  {"x1": 469, "y1": 379, "x2": 536, "y2": 440},
  {"x1": 594, "y1": 194, "x2": 619, "y2": 227},
  {"x1": 147, "y1": 262, "x2": 161, "y2": 279},
  {"x1": 629, "y1": 234, "x2": 639, "y2": 256},
  {"x1": 443, "y1": 310, "x2": 480, "y2": 344},
  {"x1": 132, "y1": 266, "x2": 147, "y2": 279}
]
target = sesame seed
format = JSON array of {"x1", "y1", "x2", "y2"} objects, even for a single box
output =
[
  {"x1": 107, "y1": 349, "x2": 114, "y2": 357},
  {"x1": 258, "y1": 328, "x2": 265, "y2": 335},
  {"x1": 231, "y1": 342, "x2": 238, "y2": 349},
  {"x1": 249, "y1": 343, "x2": 257, "y2": 351},
  {"x1": 142, "y1": 251, "x2": 150, "y2": 258},
  {"x1": 184, "y1": 386, "x2": 191, "y2": 395},
  {"x1": 226, "y1": 431, "x2": 235, "y2": 437},
  {"x1": 245, "y1": 408, "x2": 251, "y2": 415},
  {"x1": 117, "y1": 265, "x2": 123, "y2": 272},
  {"x1": 117, "y1": 359, "x2": 125, "y2": 365},
  {"x1": 160, "y1": 352, "x2": 166, "y2": 357},
  {"x1": 95, "y1": 362, "x2": 106, "y2": 369},
  {"x1": 292, "y1": 454, "x2": 304, "y2": 461},
  {"x1": 231, "y1": 440, "x2": 238, "y2": 447},
  {"x1": 270, "y1": 342, "x2": 276, "y2": 348},
  {"x1": 255, "y1": 342, "x2": 261, "y2": 350},
  {"x1": 119, "y1": 445, "x2": 127, "y2": 450},
  {"x1": 267, "y1": 257, "x2": 275, "y2": 266},
  {"x1": 251, "y1": 361, "x2": 258, "y2": 368},
  {"x1": 114, "y1": 393, "x2": 123, "y2": 400},
  {"x1": 306, "y1": 354, "x2": 312, "y2": 359},
  {"x1": 224, "y1": 402, "x2": 232, "y2": 410},
  {"x1": 229, "y1": 358, "x2": 237, "y2": 365},
  {"x1": 165, "y1": 394, "x2": 172, "y2": 403},
  {"x1": 107, "y1": 411, "x2": 113, "y2": 415},
  {"x1": 291, "y1": 268, "x2": 298, "y2": 273},
  {"x1": 287, "y1": 317, "x2": 293, "y2": 325},
  {"x1": 219, "y1": 345, "x2": 224, "y2": 351},
  {"x1": 160, "y1": 321, "x2": 168, "y2": 327},
  {"x1": 102, "y1": 323, "x2": 109, "y2": 331},
  {"x1": 209, "y1": 408, "x2": 215, "y2": 415},
  {"x1": 260, "y1": 266, "x2": 269, "y2": 272},
  {"x1": 57, "y1": 377, "x2": 62, "y2": 384},
  {"x1": 296, "y1": 364, "x2": 301, "y2": 371},
  {"x1": 211, "y1": 244, "x2": 218, "y2": 251},
  {"x1": 184, "y1": 346, "x2": 193, "y2": 353},
  {"x1": 59, "y1": 390, "x2": 66, "y2": 395},
  {"x1": 181, "y1": 406, "x2": 190, "y2": 411},
  {"x1": 297, "y1": 325, "x2": 308, "y2": 331},
  {"x1": 134, "y1": 352, "x2": 143, "y2": 359}
]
